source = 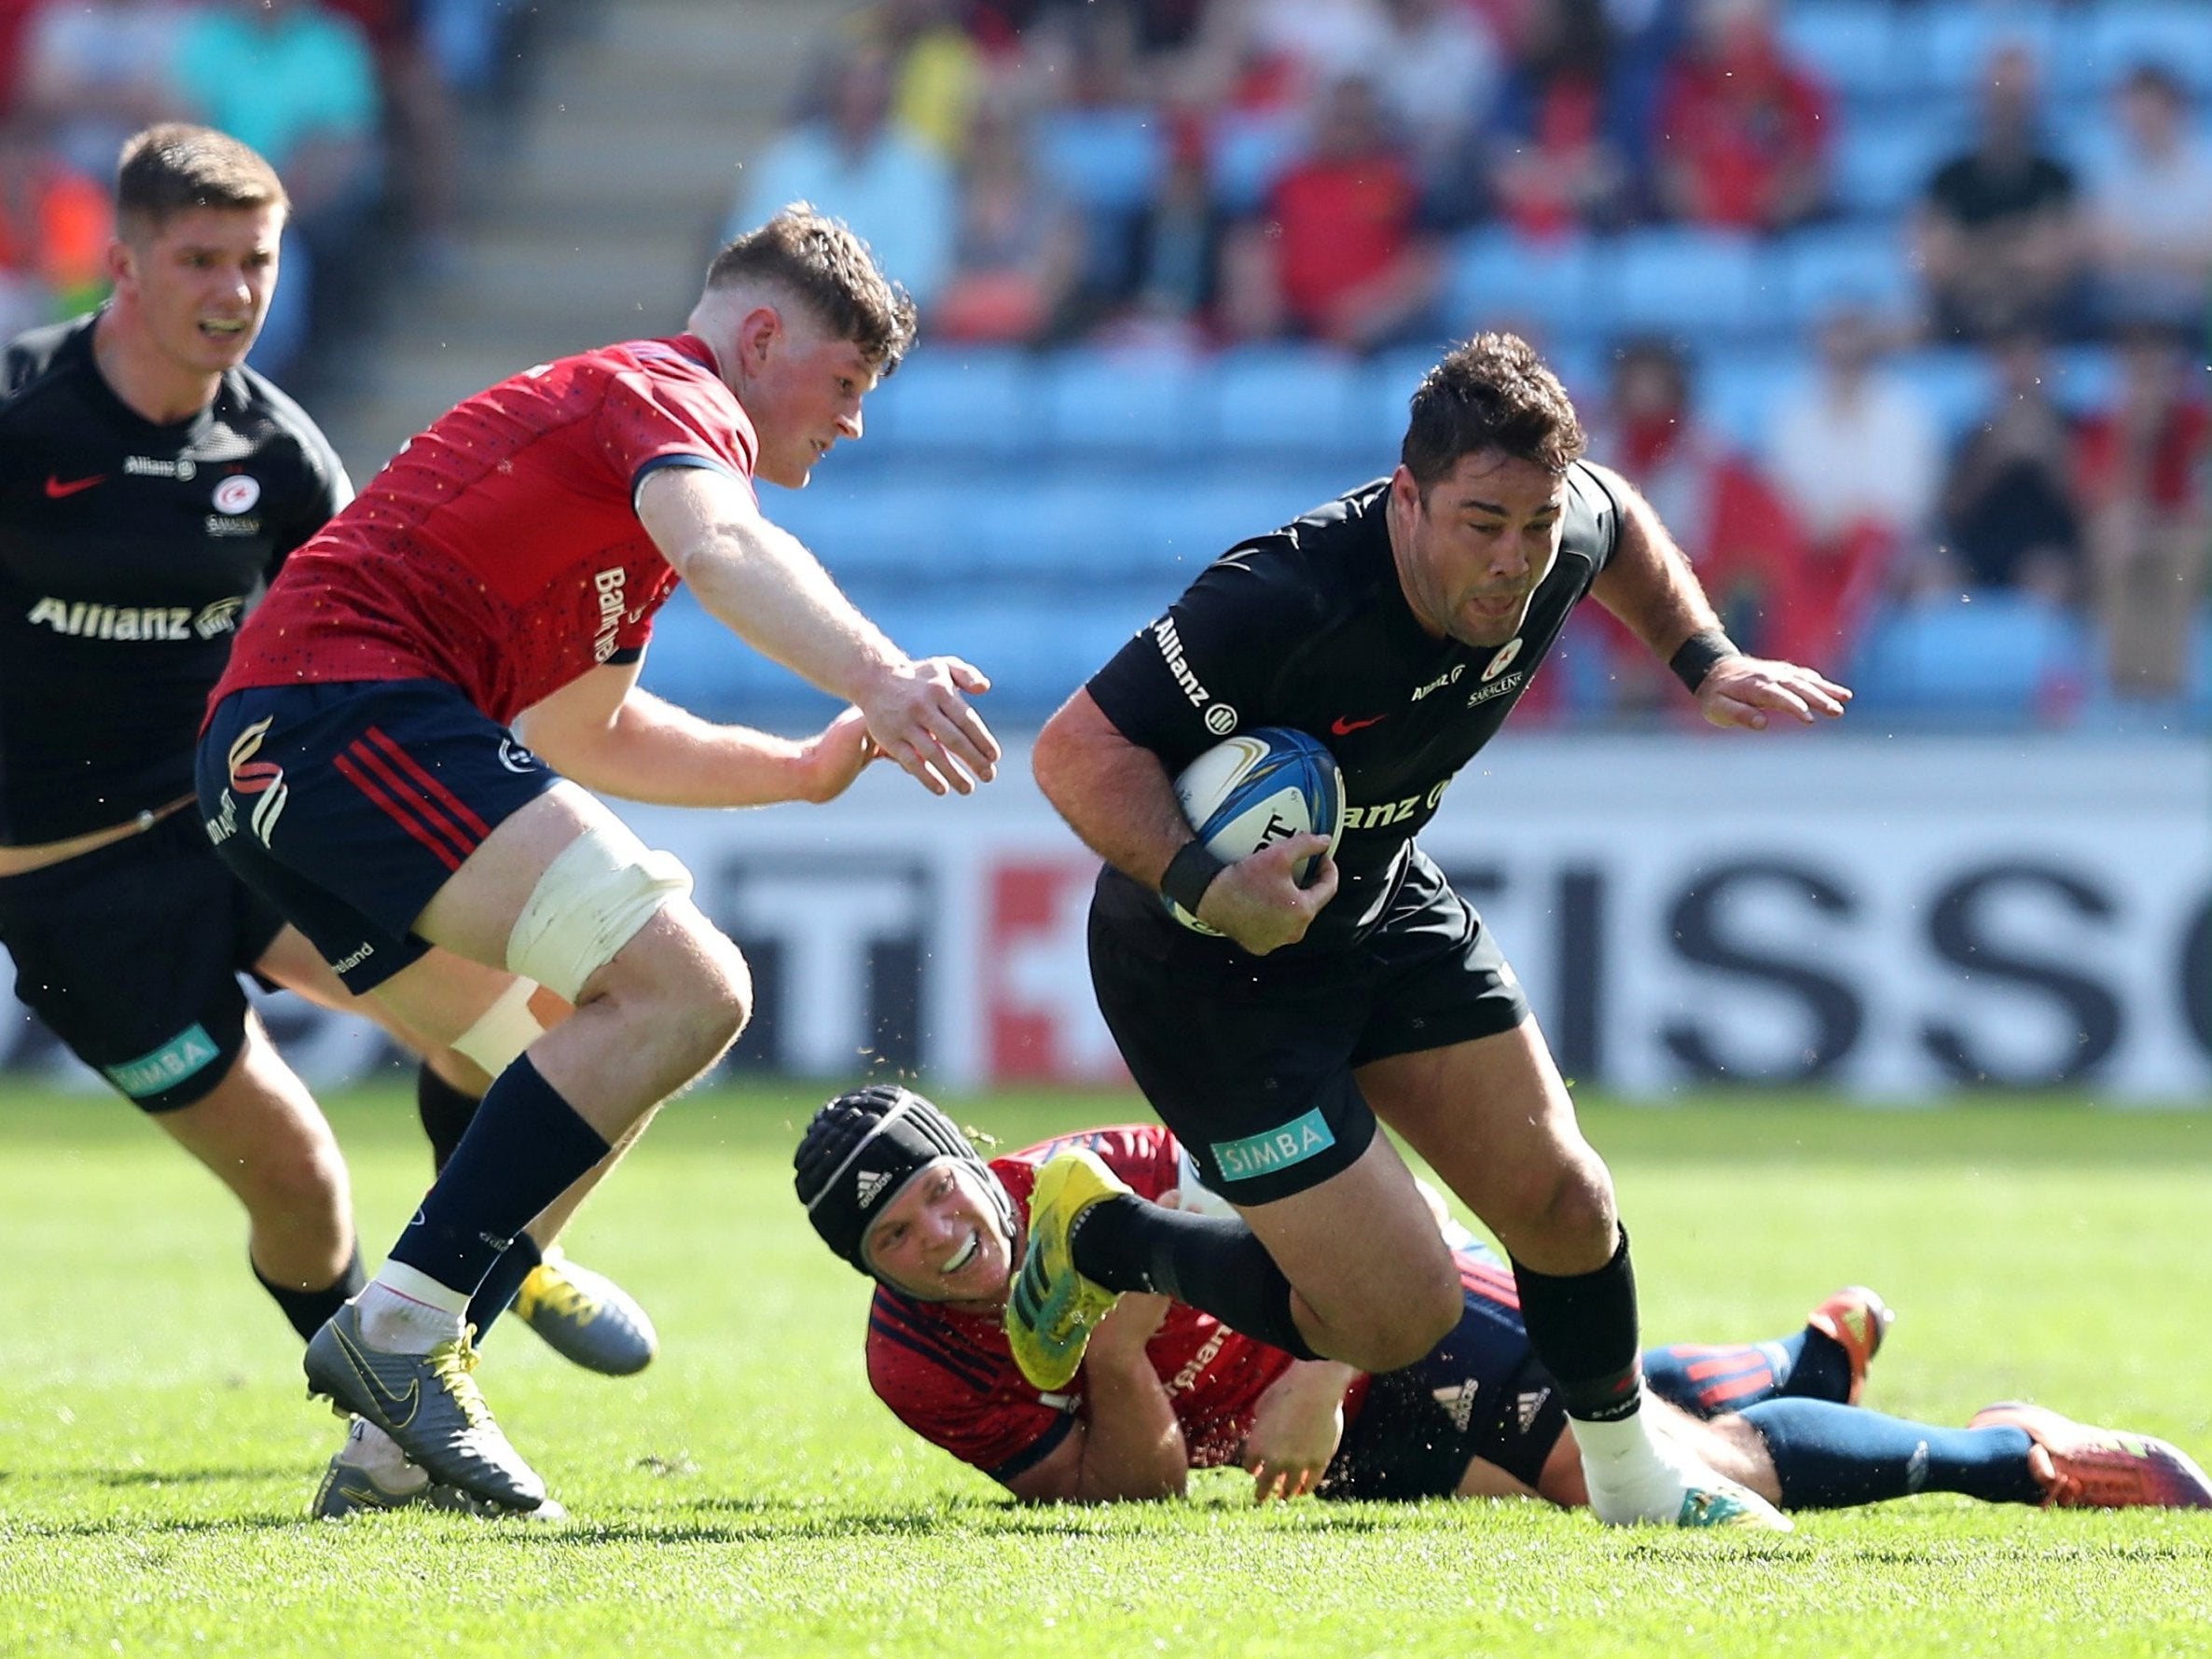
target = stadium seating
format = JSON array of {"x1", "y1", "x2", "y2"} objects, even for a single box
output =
[{"x1": 1848, "y1": 593, "x2": 2088, "y2": 726}]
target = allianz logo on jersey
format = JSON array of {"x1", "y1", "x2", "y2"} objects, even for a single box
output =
[
  {"x1": 123, "y1": 455, "x2": 197, "y2": 479},
  {"x1": 1151, "y1": 617, "x2": 1239, "y2": 735},
  {"x1": 26, "y1": 595, "x2": 243, "y2": 642},
  {"x1": 1342, "y1": 777, "x2": 1451, "y2": 832}
]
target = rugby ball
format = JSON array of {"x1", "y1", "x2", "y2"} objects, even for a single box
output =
[{"x1": 1165, "y1": 726, "x2": 1344, "y2": 933}]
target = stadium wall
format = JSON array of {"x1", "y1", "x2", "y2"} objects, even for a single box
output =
[{"x1": 4, "y1": 737, "x2": 2203, "y2": 1103}]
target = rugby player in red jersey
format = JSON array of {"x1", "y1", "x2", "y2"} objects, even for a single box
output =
[
  {"x1": 0, "y1": 124, "x2": 658, "y2": 1524},
  {"x1": 197, "y1": 204, "x2": 1001, "y2": 1514},
  {"x1": 796, "y1": 1087, "x2": 2212, "y2": 1515}
]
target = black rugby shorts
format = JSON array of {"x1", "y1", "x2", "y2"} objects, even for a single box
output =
[
  {"x1": 199, "y1": 679, "x2": 560, "y2": 993},
  {"x1": 0, "y1": 810, "x2": 287, "y2": 1111},
  {"x1": 1088, "y1": 850, "x2": 1530, "y2": 1206}
]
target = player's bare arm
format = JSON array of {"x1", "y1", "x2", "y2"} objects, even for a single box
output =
[
  {"x1": 514, "y1": 662, "x2": 877, "y2": 808},
  {"x1": 635, "y1": 463, "x2": 999, "y2": 795},
  {"x1": 1002, "y1": 1293, "x2": 1188, "y2": 1505},
  {"x1": 1583, "y1": 462, "x2": 1851, "y2": 731},
  {"x1": 1032, "y1": 688, "x2": 1336, "y2": 956},
  {"x1": 1241, "y1": 1359, "x2": 1359, "y2": 1503}
]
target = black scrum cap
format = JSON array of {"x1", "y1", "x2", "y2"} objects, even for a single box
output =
[{"x1": 795, "y1": 1084, "x2": 1003, "y2": 1273}]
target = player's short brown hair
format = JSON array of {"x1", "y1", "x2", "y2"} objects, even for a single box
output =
[
  {"x1": 705, "y1": 202, "x2": 918, "y2": 374},
  {"x1": 1402, "y1": 332, "x2": 1585, "y2": 489},
  {"x1": 116, "y1": 124, "x2": 288, "y2": 240}
]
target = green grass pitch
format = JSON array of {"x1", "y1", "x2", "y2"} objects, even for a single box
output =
[{"x1": 5, "y1": 1083, "x2": 2211, "y2": 1657}]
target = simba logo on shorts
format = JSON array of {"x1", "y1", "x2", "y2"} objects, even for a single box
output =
[
  {"x1": 1210, "y1": 1109, "x2": 1335, "y2": 1182},
  {"x1": 104, "y1": 1024, "x2": 221, "y2": 1099}
]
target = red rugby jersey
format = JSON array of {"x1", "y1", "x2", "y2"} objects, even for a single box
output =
[
  {"x1": 212, "y1": 334, "x2": 755, "y2": 726},
  {"x1": 864, "y1": 1125, "x2": 1377, "y2": 1486}
]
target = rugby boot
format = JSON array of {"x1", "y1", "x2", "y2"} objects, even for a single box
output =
[
  {"x1": 1805, "y1": 1286, "x2": 1894, "y2": 1405},
  {"x1": 514, "y1": 1247, "x2": 657, "y2": 1376},
  {"x1": 311, "y1": 1420, "x2": 569, "y2": 1522},
  {"x1": 1006, "y1": 1147, "x2": 1127, "y2": 1391},
  {"x1": 1970, "y1": 1402, "x2": 2212, "y2": 1510},
  {"x1": 303, "y1": 1304, "x2": 546, "y2": 1511}
]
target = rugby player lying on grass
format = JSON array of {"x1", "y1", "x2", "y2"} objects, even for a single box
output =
[{"x1": 795, "y1": 1087, "x2": 2212, "y2": 1514}]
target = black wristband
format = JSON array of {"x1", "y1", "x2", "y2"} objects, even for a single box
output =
[
  {"x1": 1160, "y1": 840, "x2": 1227, "y2": 916},
  {"x1": 1667, "y1": 627, "x2": 1740, "y2": 695}
]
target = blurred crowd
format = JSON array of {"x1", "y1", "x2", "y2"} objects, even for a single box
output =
[
  {"x1": 0, "y1": 0, "x2": 541, "y2": 382},
  {"x1": 726, "y1": 0, "x2": 2210, "y2": 719}
]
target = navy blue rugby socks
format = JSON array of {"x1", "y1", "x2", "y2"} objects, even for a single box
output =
[{"x1": 1738, "y1": 1399, "x2": 2044, "y2": 1508}]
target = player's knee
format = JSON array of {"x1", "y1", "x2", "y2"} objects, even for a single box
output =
[
  {"x1": 686, "y1": 929, "x2": 753, "y2": 1058},
  {"x1": 1495, "y1": 1154, "x2": 1617, "y2": 1256},
  {"x1": 237, "y1": 1127, "x2": 349, "y2": 1226}
]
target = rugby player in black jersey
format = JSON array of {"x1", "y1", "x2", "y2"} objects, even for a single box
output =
[
  {"x1": 1019, "y1": 333, "x2": 1851, "y2": 1529},
  {"x1": 0, "y1": 125, "x2": 654, "y2": 1515}
]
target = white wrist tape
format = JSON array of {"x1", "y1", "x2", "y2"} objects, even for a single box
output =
[
  {"x1": 505, "y1": 822, "x2": 694, "y2": 1003},
  {"x1": 450, "y1": 976, "x2": 546, "y2": 1075}
]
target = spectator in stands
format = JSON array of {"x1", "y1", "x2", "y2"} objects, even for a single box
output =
[
  {"x1": 16, "y1": 0, "x2": 188, "y2": 178},
  {"x1": 0, "y1": 116, "x2": 111, "y2": 331},
  {"x1": 1935, "y1": 331, "x2": 2081, "y2": 602},
  {"x1": 1115, "y1": 124, "x2": 1224, "y2": 348},
  {"x1": 1580, "y1": 338, "x2": 1820, "y2": 710},
  {"x1": 1650, "y1": 0, "x2": 1828, "y2": 234},
  {"x1": 1486, "y1": 0, "x2": 1638, "y2": 238},
  {"x1": 848, "y1": 0, "x2": 986, "y2": 161},
  {"x1": 1764, "y1": 308, "x2": 1941, "y2": 667},
  {"x1": 173, "y1": 0, "x2": 384, "y2": 356},
  {"x1": 1372, "y1": 0, "x2": 1502, "y2": 213},
  {"x1": 933, "y1": 92, "x2": 1082, "y2": 344},
  {"x1": 2073, "y1": 323, "x2": 2209, "y2": 703},
  {"x1": 2083, "y1": 65, "x2": 2212, "y2": 337},
  {"x1": 729, "y1": 44, "x2": 955, "y2": 312},
  {"x1": 1915, "y1": 44, "x2": 2083, "y2": 343},
  {"x1": 323, "y1": 0, "x2": 467, "y2": 270},
  {"x1": 1216, "y1": 73, "x2": 1442, "y2": 353}
]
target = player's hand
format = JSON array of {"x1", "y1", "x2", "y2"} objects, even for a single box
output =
[
  {"x1": 859, "y1": 657, "x2": 1002, "y2": 795},
  {"x1": 1697, "y1": 655, "x2": 1851, "y2": 731},
  {"x1": 1087, "y1": 1292, "x2": 1171, "y2": 1363},
  {"x1": 794, "y1": 706, "x2": 881, "y2": 802},
  {"x1": 1195, "y1": 834, "x2": 1339, "y2": 957},
  {"x1": 1242, "y1": 1361, "x2": 1357, "y2": 1504}
]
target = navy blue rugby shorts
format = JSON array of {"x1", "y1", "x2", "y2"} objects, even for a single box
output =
[
  {"x1": 197, "y1": 679, "x2": 560, "y2": 993},
  {"x1": 1088, "y1": 850, "x2": 1531, "y2": 1205}
]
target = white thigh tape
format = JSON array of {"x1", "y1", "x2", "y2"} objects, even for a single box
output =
[
  {"x1": 505, "y1": 823, "x2": 694, "y2": 1003},
  {"x1": 450, "y1": 976, "x2": 546, "y2": 1075}
]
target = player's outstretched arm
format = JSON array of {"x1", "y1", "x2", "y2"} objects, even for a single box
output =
[
  {"x1": 1584, "y1": 463, "x2": 1850, "y2": 731},
  {"x1": 636, "y1": 464, "x2": 1000, "y2": 795},
  {"x1": 1033, "y1": 690, "x2": 1336, "y2": 955},
  {"x1": 1000, "y1": 1294, "x2": 1189, "y2": 1505},
  {"x1": 516, "y1": 665, "x2": 879, "y2": 807}
]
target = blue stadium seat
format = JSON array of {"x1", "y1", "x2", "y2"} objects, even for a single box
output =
[
  {"x1": 1210, "y1": 111, "x2": 1301, "y2": 216},
  {"x1": 1700, "y1": 350, "x2": 1811, "y2": 452},
  {"x1": 1891, "y1": 348, "x2": 1998, "y2": 443},
  {"x1": 768, "y1": 480, "x2": 965, "y2": 578},
  {"x1": 972, "y1": 477, "x2": 1168, "y2": 576},
  {"x1": 1776, "y1": 2, "x2": 1900, "y2": 103},
  {"x1": 2045, "y1": 345, "x2": 2117, "y2": 416},
  {"x1": 1777, "y1": 225, "x2": 1920, "y2": 327},
  {"x1": 1445, "y1": 228, "x2": 1606, "y2": 343},
  {"x1": 1890, "y1": 2, "x2": 2070, "y2": 100},
  {"x1": 1850, "y1": 592, "x2": 2086, "y2": 724},
  {"x1": 863, "y1": 351, "x2": 1031, "y2": 457},
  {"x1": 1036, "y1": 108, "x2": 1168, "y2": 214},
  {"x1": 1832, "y1": 109, "x2": 1966, "y2": 217},
  {"x1": 863, "y1": 594, "x2": 1154, "y2": 712},
  {"x1": 1606, "y1": 229, "x2": 1780, "y2": 341},
  {"x1": 1037, "y1": 349, "x2": 1208, "y2": 457},
  {"x1": 1213, "y1": 346, "x2": 1366, "y2": 458},
  {"x1": 636, "y1": 588, "x2": 824, "y2": 720},
  {"x1": 2080, "y1": 4, "x2": 2212, "y2": 98}
]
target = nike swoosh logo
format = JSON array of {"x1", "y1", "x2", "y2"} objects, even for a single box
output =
[
  {"x1": 331, "y1": 1323, "x2": 422, "y2": 1429},
  {"x1": 44, "y1": 474, "x2": 104, "y2": 499},
  {"x1": 1330, "y1": 714, "x2": 1386, "y2": 735}
]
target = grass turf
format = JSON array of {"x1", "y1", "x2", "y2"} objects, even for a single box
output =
[{"x1": 4, "y1": 1084, "x2": 2210, "y2": 1658}]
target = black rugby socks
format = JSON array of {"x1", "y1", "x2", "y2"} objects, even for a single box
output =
[
  {"x1": 1071, "y1": 1196, "x2": 1320, "y2": 1361},
  {"x1": 255, "y1": 1243, "x2": 365, "y2": 1341},
  {"x1": 415, "y1": 1063, "x2": 483, "y2": 1173},
  {"x1": 1511, "y1": 1225, "x2": 1646, "y2": 1423},
  {"x1": 387, "y1": 1056, "x2": 609, "y2": 1298}
]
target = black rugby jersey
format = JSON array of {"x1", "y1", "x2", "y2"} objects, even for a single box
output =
[
  {"x1": 1085, "y1": 461, "x2": 1624, "y2": 961},
  {"x1": 0, "y1": 314, "x2": 349, "y2": 843}
]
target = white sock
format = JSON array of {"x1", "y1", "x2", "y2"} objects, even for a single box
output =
[
  {"x1": 356, "y1": 1266, "x2": 468, "y2": 1354},
  {"x1": 1574, "y1": 1400, "x2": 1716, "y2": 1525},
  {"x1": 339, "y1": 1419, "x2": 428, "y2": 1493}
]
